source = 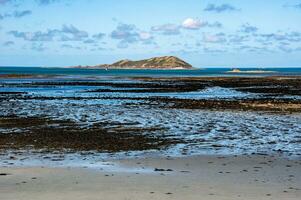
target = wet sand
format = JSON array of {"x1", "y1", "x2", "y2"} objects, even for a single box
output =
[{"x1": 0, "y1": 155, "x2": 300, "y2": 200}]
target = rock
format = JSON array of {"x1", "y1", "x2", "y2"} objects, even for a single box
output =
[
  {"x1": 154, "y1": 168, "x2": 173, "y2": 172},
  {"x1": 0, "y1": 173, "x2": 10, "y2": 176}
]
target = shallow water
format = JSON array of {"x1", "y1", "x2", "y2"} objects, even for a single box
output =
[{"x1": 1, "y1": 76, "x2": 301, "y2": 161}]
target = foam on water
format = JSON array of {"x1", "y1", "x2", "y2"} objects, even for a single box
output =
[{"x1": 157, "y1": 87, "x2": 254, "y2": 99}]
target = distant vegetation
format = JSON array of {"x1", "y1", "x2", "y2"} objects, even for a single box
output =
[{"x1": 72, "y1": 56, "x2": 193, "y2": 69}]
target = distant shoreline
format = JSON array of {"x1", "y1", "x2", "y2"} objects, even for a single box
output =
[
  {"x1": 1, "y1": 66, "x2": 301, "y2": 69},
  {"x1": 65, "y1": 66, "x2": 199, "y2": 70},
  {"x1": 227, "y1": 69, "x2": 277, "y2": 74}
]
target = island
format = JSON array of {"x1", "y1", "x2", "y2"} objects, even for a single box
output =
[
  {"x1": 69, "y1": 56, "x2": 193, "y2": 70},
  {"x1": 227, "y1": 68, "x2": 276, "y2": 74}
]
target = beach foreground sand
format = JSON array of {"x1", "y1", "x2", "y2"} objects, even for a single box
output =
[{"x1": 0, "y1": 155, "x2": 300, "y2": 200}]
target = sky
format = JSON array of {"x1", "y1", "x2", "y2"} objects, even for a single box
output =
[{"x1": 1, "y1": 0, "x2": 301, "y2": 67}]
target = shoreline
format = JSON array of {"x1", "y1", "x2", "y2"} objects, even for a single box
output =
[
  {"x1": 64, "y1": 66, "x2": 199, "y2": 70},
  {"x1": 1, "y1": 155, "x2": 300, "y2": 200}
]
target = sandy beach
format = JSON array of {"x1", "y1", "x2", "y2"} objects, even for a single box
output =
[{"x1": 1, "y1": 155, "x2": 300, "y2": 200}]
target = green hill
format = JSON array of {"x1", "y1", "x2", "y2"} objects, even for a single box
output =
[{"x1": 97, "y1": 56, "x2": 193, "y2": 69}]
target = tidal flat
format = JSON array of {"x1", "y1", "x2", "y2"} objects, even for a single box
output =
[
  {"x1": 0, "y1": 75, "x2": 301, "y2": 199},
  {"x1": 0, "y1": 76, "x2": 301, "y2": 159}
]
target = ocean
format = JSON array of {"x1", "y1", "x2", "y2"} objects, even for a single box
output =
[{"x1": 1, "y1": 67, "x2": 301, "y2": 77}]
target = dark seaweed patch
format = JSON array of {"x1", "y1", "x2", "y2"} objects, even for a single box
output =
[{"x1": 0, "y1": 117, "x2": 179, "y2": 152}]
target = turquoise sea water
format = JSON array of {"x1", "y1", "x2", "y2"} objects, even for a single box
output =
[{"x1": 1, "y1": 67, "x2": 301, "y2": 77}]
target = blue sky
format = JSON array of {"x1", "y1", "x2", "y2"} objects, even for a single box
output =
[{"x1": 1, "y1": 0, "x2": 301, "y2": 67}]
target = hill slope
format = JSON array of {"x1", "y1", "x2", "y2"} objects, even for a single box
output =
[
  {"x1": 101, "y1": 56, "x2": 192, "y2": 69},
  {"x1": 71, "y1": 56, "x2": 193, "y2": 69}
]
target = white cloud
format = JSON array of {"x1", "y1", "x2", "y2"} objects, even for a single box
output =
[
  {"x1": 151, "y1": 24, "x2": 180, "y2": 35},
  {"x1": 139, "y1": 32, "x2": 152, "y2": 40},
  {"x1": 182, "y1": 18, "x2": 206, "y2": 30},
  {"x1": 203, "y1": 33, "x2": 226, "y2": 43}
]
